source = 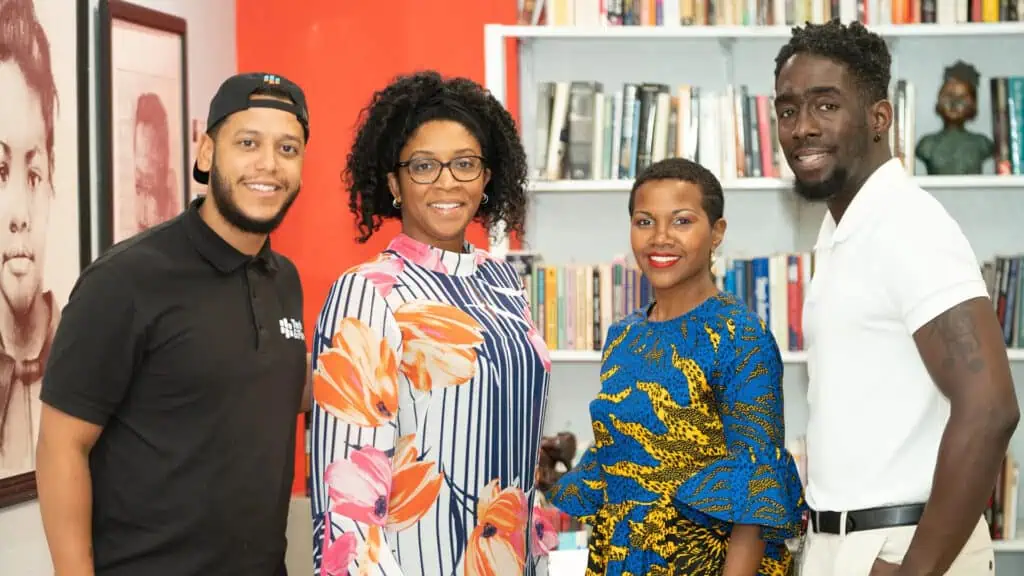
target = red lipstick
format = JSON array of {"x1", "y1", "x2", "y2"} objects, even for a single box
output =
[{"x1": 647, "y1": 253, "x2": 681, "y2": 269}]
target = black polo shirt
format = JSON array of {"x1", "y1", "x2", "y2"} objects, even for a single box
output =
[{"x1": 40, "y1": 197, "x2": 306, "y2": 576}]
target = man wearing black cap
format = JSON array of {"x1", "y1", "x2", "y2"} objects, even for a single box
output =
[{"x1": 34, "y1": 72, "x2": 312, "y2": 576}]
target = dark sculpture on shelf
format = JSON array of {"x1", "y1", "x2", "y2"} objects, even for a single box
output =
[
  {"x1": 915, "y1": 60, "x2": 994, "y2": 175},
  {"x1": 535, "y1": 432, "x2": 577, "y2": 493}
]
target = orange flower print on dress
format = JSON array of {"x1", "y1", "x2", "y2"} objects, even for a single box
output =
[
  {"x1": 394, "y1": 300, "x2": 485, "y2": 392},
  {"x1": 464, "y1": 479, "x2": 528, "y2": 576},
  {"x1": 354, "y1": 526, "x2": 383, "y2": 576},
  {"x1": 388, "y1": 433, "x2": 444, "y2": 532},
  {"x1": 314, "y1": 317, "x2": 399, "y2": 427},
  {"x1": 326, "y1": 446, "x2": 392, "y2": 527}
]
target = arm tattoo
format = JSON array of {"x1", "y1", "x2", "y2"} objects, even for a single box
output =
[{"x1": 926, "y1": 301, "x2": 985, "y2": 374}]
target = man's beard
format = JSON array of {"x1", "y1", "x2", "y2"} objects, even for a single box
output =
[
  {"x1": 792, "y1": 121, "x2": 875, "y2": 202},
  {"x1": 793, "y1": 166, "x2": 850, "y2": 202},
  {"x1": 207, "y1": 163, "x2": 299, "y2": 234}
]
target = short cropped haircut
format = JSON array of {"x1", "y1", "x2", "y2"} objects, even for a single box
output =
[
  {"x1": 629, "y1": 157, "x2": 724, "y2": 223},
  {"x1": 773, "y1": 19, "x2": 892, "y2": 104}
]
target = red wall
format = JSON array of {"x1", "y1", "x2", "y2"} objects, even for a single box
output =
[{"x1": 235, "y1": 0, "x2": 521, "y2": 493}]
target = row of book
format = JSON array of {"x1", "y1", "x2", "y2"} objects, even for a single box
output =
[
  {"x1": 533, "y1": 81, "x2": 795, "y2": 185},
  {"x1": 504, "y1": 251, "x2": 1024, "y2": 354},
  {"x1": 505, "y1": 251, "x2": 815, "y2": 352},
  {"x1": 988, "y1": 255, "x2": 1024, "y2": 347},
  {"x1": 989, "y1": 452, "x2": 1020, "y2": 542},
  {"x1": 532, "y1": 76, "x2": 1024, "y2": 184},
  {"x1": 523, "y1": 0, "x2": 1019, "y2": 28},
  {"x1": 992, "y1": 78, "x2": 1024, "y2": 176},
  {"x1": 532, "y1": 80, "x2": 920, "y2": 186}
]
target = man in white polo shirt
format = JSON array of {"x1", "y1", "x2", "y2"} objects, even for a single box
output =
[{"x1": 773, "y1": 20, "x2": 1019, "y2": 576}]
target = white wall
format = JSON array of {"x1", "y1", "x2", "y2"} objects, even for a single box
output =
[{"x1": 0, "y1": 1, "x2": 237, "y2": 574}]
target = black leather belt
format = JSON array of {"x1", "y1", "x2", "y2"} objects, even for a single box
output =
[{"x1": 810, "y1": 503, "x2": 926, "y2": 535}]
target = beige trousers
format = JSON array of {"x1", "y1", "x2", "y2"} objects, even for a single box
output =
[{"x1": 798, "y1": 515, "x2": 994, "y2": 575}]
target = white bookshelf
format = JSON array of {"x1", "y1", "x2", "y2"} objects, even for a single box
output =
[
  {"x1": 996, "y1": 539, "x2": 1024, "y2": 552},
  {"x1": 484, "y1": 21, "x2": 1024, "y2": 566}
]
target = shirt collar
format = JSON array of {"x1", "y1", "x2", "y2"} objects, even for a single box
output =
[
  {"x1": 386, "y1": 233, "x2": 483, "y2": 277},
  {"x1": 183, "y1": 196, "x2": 278, "y2": 275},
  {"x1": 815, "y1": 157, "x2": 905, "y2": 249}
]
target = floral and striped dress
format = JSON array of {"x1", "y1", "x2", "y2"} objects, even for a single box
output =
[{"x1": 310, "y1": 233, "x2": 555, "y2": 576}]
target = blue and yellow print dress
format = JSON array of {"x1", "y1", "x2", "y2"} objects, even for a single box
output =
[{"x1": 549, "y1": 292, "x2": 806, "y2": 575}]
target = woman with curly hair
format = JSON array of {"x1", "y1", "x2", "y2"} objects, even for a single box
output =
[{"x1": 309, "y1": 70, "x2": 552, "y2": 576}]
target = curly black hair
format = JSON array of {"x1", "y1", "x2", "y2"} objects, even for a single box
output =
[
  {"x1": 628, "y1": 157, "x2": 724, "y2": 223},
  {"x1": 344, "y1": 70, "x2": 529, "y2": 244},
  {"x1": 773, "y1": 19, "x2": 892, "y2": 104}
]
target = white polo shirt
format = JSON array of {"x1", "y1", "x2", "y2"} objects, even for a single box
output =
[{"x1": 803, "y1": 158, "x2": 990, "y2": 513}]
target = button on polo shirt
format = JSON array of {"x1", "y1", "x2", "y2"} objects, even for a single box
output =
[
  {"x1": 40, "y1": 197, "x2": 307, "y2": 576},
  {"x1": 802, "y1": 158, "x2": 989, "y2": 513}
]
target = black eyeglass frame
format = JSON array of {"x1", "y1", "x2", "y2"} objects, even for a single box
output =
[{"x1": 395, "y1": 155, "x2": 488, "y2": 185}]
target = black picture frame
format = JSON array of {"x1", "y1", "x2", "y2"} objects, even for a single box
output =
[
  {"x1": 97, "y1": 0, "x2": 189, "y2": 253},
  {"x1": 0, "y1": 0, "x2": 92, "y2": 509}
]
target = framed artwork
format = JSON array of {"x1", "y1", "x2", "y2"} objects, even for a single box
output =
[
  {"x1": 98, "y1": 0, "x2": 188, "y2": 251},
  {"x1": 0, "y1": 0, "x2": 91, "y2": 509}
]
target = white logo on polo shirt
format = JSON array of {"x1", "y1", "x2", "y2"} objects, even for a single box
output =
[{"x1": 279, "y1": 318, "x2": 304, "y2": 341}]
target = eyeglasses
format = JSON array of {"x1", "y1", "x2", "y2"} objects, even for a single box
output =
[{"x1": 396, "y1": 155, "x2": 486, "y2": 185}]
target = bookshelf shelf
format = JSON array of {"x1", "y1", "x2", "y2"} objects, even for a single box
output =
[
  {"x1": 488, "y1": 23, "x2": 1024, "y2": 41},
  {"x1": 529, "y1": 176, "x2": 1024, "y2": 194},
  {"x1": 995, "y1": 539, "x2": 1024, "y2": 552},
  {"x1": 551, "y1": 349, "x2": 1024, "y2": 363}
]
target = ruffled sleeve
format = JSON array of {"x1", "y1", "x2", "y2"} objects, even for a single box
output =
[
  {"x1": 674, "y1": 317, "x2": 807, "y2": 543},
  {"x1": 547, "y1": 445, "x2": 605, "y2": 524}
]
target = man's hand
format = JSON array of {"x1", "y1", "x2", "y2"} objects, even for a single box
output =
[{"x1": 869, "y1": 559, "x2": 900, "y2": 576}]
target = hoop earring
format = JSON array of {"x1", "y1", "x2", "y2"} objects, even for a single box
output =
[
  {"x1": 481, "y1": 194, "x2": 489, "y2": 205},
  {"x1": 392, "y1": 198, "x2": 401, "y2": 209}
]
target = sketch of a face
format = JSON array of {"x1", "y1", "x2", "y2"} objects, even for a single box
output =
[
  {"x1": 0, "y1": 60, "x2": 51, "y2": 317},
  {"x1": 133, "y1": 92, "x2": 171, "y2": 229}
]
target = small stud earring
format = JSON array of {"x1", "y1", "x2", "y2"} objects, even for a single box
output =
[
  {"x1": 392, "y1": 198, "x2": 401, "y2": 209},
  {"x1": 873, "y1": 133, "x2": 882, "y2": 143}
]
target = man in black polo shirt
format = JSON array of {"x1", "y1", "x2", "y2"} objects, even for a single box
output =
[{"x1": 35, "y1": 72, "x2": 311, "y2": 576}]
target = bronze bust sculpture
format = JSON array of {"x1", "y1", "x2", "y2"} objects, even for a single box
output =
[{"x1": 915, "y1": 61, "x2": 993, "y2": 175}]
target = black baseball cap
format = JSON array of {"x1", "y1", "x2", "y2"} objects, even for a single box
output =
[{"x1": 192, "y1": 72, "x2": 310, "y2": 185}]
